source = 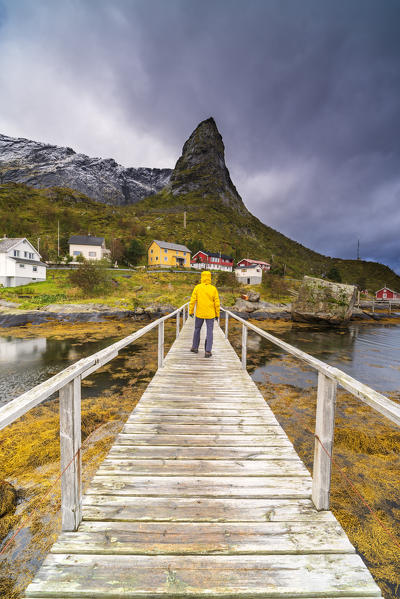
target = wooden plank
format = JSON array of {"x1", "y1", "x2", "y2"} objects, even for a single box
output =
[
  {"x1": 107, "y1": 445, "x2": 300, "y2": 460},
  {"x1": 122, "y1": 423, "x2": 281, "y2": 435},
  {"x1": 97, "y1": 458, "x2": 309, "y2": 477},
  {"x1": 82, "y1": 496, "x2": 336, "y2": 523},
  {"x1": 51, "y1": 520, "x2": 355, "y2": 555},
  {"x1": 24, "y1": 554, "x2": 382, "y2": 597},
  {"x1": 86, "y1": 475, "x2": 312, "y2": 498},
  {"x1": 114, "y1": 434, "x2": 292, "y2": 447},
  {"x1": 128, "y1": 414, "x2": 278, "y2": 425}
]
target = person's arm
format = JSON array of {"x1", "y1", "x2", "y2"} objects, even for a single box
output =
[
  {"x1": 189, "y1": 286, "x2": 198, "y2": 316},
  {"x1": 214, "y1": 287, "x2": 220, "y2": 319}
]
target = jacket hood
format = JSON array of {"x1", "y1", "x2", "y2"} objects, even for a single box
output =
[{"x1": 201, "y1": 271, "x2": 212, "y2": 285}]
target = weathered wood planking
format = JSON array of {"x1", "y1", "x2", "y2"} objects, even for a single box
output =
[
  {"x1": 25, "y1": 554, "x2": 381, "y2": 597},
  {"x1": 24, "y1": 318, "x2": 382, "y2": 599}
]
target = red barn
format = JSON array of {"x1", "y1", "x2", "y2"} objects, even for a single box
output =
[
  {"x1": 191, "y1": 251, "x2": 234, "y2": 272},
  {"x1": 375, "y1": 287, "x2": 400, "y2": 300},
  {"x1": 237, "y1": 258, "x2": 271, "y2": 271}
]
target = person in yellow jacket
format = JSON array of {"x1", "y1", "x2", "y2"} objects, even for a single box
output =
[{"x1": 189, "y1": 270, "x2": 220, "y2": 357}]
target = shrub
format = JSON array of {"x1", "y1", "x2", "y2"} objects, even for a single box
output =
[{"x1": 68, "y1": 260, "x2": 112, "y2": 296}]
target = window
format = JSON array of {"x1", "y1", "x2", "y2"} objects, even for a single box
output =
[
  {"x1": 156, "y1": 256, "x2": 158, "y2": 261},
  {"x1": 33, "y1": 266, "x2": 37, "y2": 272},
  {"x1": 73, "y1": 251, "x2": 81, "y2": 256},
  {"x1": 165, "y1": 249, "x2": 167, "y2": 253},
  {"x1": 13, "y1": 250, "x2": 20, "y2": 257},
  {"x1": 24, "y1": 251, "x2": 28, "y2": 257},
  {"x1": 151, "y1": 249, "x2": 153, "y2": 253},
  {"x1": 165, "y1": 257, "x2": 167, "y2": 261},
  {"x1": 183, "y1": 252, "x2": 186, "y2": 256},
  {"x1": 89, "y1": 252, "x2": 96, "y2": 257},
  {"x1": 29, "y1": 253, "x2": 34, "y2": 259},
  {"x1": 19, "y1": 264, "x2": 25, "y2": 268}
]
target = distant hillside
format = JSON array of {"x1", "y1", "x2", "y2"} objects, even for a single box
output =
[
  {"x1": 1, "y1": 182, "x2": 399, "y2": 293},
  {"x1": 1, "y1": 117, "x2": 399, "y2": 292},
  {"x1": 0, "y1": 132, "x2": 171, "y2": 205}
]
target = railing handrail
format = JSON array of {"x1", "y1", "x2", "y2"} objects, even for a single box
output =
[
  {"x1": 0, "y1": 303, "x2": 189, "y2": 432},
  {"x1": 222, "y1": 307, "x2": 400, "y2": 427}
]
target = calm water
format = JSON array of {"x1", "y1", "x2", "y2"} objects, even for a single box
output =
[
  {"x1": 1, "y1": 321, "x2": 400, "y2": 406},
  {"x1": 0, "y1": 334, "x2": 119, "y2": 407},
  {"x1": 249, "y1": 321, "x2": 400, "y2": 393}
]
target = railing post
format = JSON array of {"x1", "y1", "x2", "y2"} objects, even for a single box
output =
[
  {"x1": 312, "y1": 372, "x2": 337, "y2": 510},
  {"x1": 60, "y1": 376, "x2": 82, "y2": 531},
  {"x1": 176, "y1": 310, "x2": 180, "y2": 338},
  {"x1": 241, "y1": 323, "x2": 247, "y2": 370},
  {"x1": 225, "y1": 312, "x2": 229, "y2": 339},
  {"x1": 158, "y1": 320, "x2": 164, "y2": 368}
]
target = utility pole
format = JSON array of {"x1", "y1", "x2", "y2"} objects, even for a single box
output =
[
  {"x1": 357, "y1": 239, "x2": 360, "y2": 260},
  {"x1": 184, "y1": 211, "x2": 187, "y2": 229},
  {"x1": 57, "y1": 220, "x2": 60, "y2": 257},
  {"x1": 37, "y1": 237, "x2": 40, "y2": 254}
]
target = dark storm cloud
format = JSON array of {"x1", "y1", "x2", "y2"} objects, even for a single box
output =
[{"x1": 0, "y1": 0, "x2": 399, "y2": 272}]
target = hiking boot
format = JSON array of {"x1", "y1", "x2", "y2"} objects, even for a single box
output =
[
  {"x1": 205, "y1": 351, "x2": 212, "y2": 358},
  {"x1": 190, "y1": 348, "x2": 198, "y2": 353}
]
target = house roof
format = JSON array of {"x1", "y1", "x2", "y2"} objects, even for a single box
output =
[
  {"x1": 0, "y1": 238, "x2": 25, "y2": 253},
  {"x1": 152, "y1": 240, "x2": 191, "y2": 252},
  {"x1": 238, "y1": 258, "x2": 271, "y2": 266},
  {"x1": 192, "y1": 250, "x2": 233, "y2": 261},
  {"x1": 69, "y1": 235, "x2": 105, "y2": 246},
  {"x1": 235, "y1": 264, "x2": 261, "y2": 270},
  {"x1": 376, "y1": 287, "x2": 399, "y2": 294},
  {"x1": 11, "y1": 257, "x2": 48, "y2": 267}
]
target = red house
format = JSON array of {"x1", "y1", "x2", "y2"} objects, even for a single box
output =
[
  {"x1": 191, "y1": 250, "x2": 234, "y2": 272},
  {"x1": 375, "y1": 287, "x2": 400, "y2": 300},
  {"x1": 236, "y1": 258, "x2": 271, "y2": 272}
]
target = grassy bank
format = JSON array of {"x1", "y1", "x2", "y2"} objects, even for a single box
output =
[{"x1": 0, "y1": 268, "x2": 292, "y2": 311}]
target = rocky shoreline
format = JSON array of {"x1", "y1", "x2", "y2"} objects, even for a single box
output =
[
  {"x1": 0, "y1": 303, "x2": 177, "y2": 328},
  {"x1": 0, "y1": 300, "x2": 398, "y2": 328}
]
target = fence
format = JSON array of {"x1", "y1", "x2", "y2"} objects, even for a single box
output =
[
  {"x1": 0, "y1": 302, "x2": 190, "y2": 532},
  {"x1": 221, "y1": 308, "x2": 400, "y2": 511}
]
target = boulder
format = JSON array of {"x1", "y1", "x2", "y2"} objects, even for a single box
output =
[
  {"x1": 232, "y1": 298, "x2": 257, "y2": 313},
  {"x1": 247, "y1": 291, "x2": 260, "y2": 302},
  {"x1": 292, "y1": 276, "x2": 357, "y2": 324}
]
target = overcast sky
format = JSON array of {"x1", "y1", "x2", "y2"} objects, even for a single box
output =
[{"x1": 1, "y1": 0, "x2": 399, "y2": 272}]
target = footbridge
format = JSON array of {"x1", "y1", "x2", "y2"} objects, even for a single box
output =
[{"x1": 1, "y1": 303, "x2": 399, "y2": 598}]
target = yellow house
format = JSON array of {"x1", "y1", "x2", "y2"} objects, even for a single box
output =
[{"x1": 148, "y1": 240, "x2": 191, "y2": 268}]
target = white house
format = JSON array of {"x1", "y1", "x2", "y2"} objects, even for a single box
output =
[
  {"x1": 235, "y1": 264, "x2": 263, "y2": 285},
  {"x1": 0, "y1": 237, "x2": 47, "y2": 287},
  {"x1": 68, "y1": 235, "x2": 111, "y2": 262}
]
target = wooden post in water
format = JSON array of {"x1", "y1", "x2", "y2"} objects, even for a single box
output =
[
  {"x1": 158, "y1": 321, "x2": 164, "y2": 368},
  {"x1": 225, "y1": 312, "x2": 229, "y2": 338},
  {"x1": 241, "y1": 323, "x2": 247, "y2": 370},
  {"x1": 176, "y1": 311, "x2": 180, "y2": 337},
  {"x1": 60, "y1": 376, "x2": 82, "y2": 531},
  {"x1": 312, "y1": 373, "x2": 337, "y2": 510}
]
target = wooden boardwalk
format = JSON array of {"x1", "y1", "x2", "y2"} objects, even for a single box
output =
[{"x1": 25, "y1": 318, "x2": 382, "y2": 598}]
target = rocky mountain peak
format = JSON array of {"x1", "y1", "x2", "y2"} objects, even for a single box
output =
[
  {"x1": 0, "y1": 133, "x2": 172, "y2": 205},
  {"x1": 169, "y1": 117, "x2": 247, "y2": 214}
]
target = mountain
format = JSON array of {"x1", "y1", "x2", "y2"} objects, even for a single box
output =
[
  {"x1": 168, "y1": 117, "x2": 247, "y2": 214},
  {"x1": 0, "y1": 133, "x2": 171, "y2": 205},
  {"x1": 1, "y1": 119, "x2": 399, "y2": 290}
]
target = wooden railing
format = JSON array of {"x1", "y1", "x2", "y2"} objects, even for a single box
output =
[
  {"x1": 0, "y1": 302, "x2": 189, "y2": 532},
  {"x1": 221, "y1": 308, "x2": 400, "y2": 511}
]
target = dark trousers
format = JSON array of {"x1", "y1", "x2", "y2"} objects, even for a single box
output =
[{"x1": 192, "y1": 317, "x2": 214, "y2": 353}]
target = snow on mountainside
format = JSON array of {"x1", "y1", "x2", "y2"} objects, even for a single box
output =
[{"x1": 0, "y1": 133, "x2": 171, "y2": 205}]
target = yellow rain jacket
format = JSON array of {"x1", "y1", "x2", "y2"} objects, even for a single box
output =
[{"x1": 189, "y1": 271, "x2": 220, "y2": 319}]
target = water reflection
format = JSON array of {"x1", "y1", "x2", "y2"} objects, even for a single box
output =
[
  {"x1": 0, "y1": 334, "x2": 118, "y2": 407},
  {"x1": 251, "y1": 322, "x2": 400, "y2": 393}
]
